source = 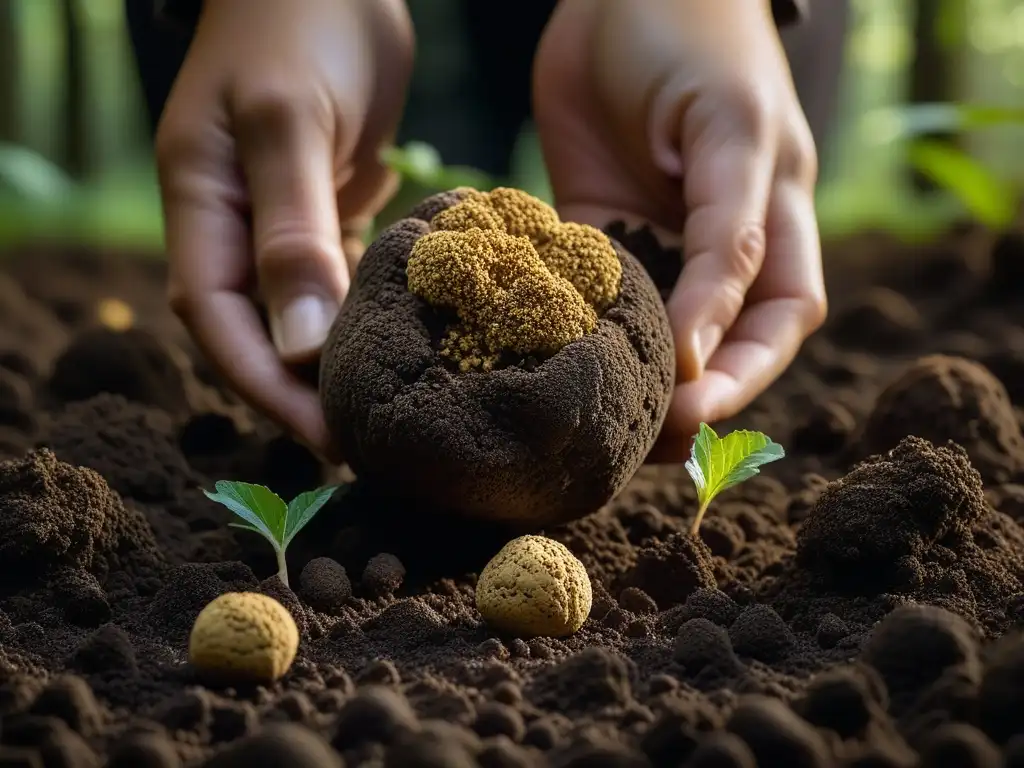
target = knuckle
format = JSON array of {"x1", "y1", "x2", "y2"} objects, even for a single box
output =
[
  {"x1": 722, "y1": 81, "x2": 775, "y2": 144},
  {"x1": 154, "y1": 121, "x2": 200, "y2": 180},
  {"x1": 716, "y1": 277, "x2": 749, "y2": 321},
  {"x1": 723, "y1": 223, "x2": 767, "y2": 285},
  {"x1": 256, "y1": 231, "x2": 341, "y2": 280},
  {"x1": 782, "y1": 121, "x2": 819, "y2": 185},
  {"x1": 233, "y1": 84, "x2": 329, "y2": 143}
]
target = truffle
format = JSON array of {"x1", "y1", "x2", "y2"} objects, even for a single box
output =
[
  {"x1": 320, "y1": 187, "x2": 674, "y2": 527},
  {"x1": 362, "y1": 553, "x2": 406, "y2": 597},
  {"x1": 476, "y1": 535, "x2": 592, "y2": 638},
  {"x1": 188, "y1": 592, "x2": 299, "y2": 685},
  {"x1": 299, "y1": 557, "x2": 352, "y2": 612}
]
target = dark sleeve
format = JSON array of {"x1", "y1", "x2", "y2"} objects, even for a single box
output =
[
  {"x1": 772, "y1": 0, "x2": 809, "y2": 26},
  {"x1": 158, "y1": 0, "x2": 808, "y2": 31},
  {"x1": 154, "y1": 0, "x2": 202, "y2": 27}
]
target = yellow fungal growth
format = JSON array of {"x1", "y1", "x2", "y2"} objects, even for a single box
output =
[
  {"x1": 476, "y1": 535, "x2": 593, "y2": 638},
  {"x1": 430, "y1": 190, "x2": 505, "y2": 233},
  {"x1": 537, "y1": 222, "x2": 623, "y2": 311},
  {"x1": 407, "y1": 187, "x2": 623, "y2": 371},
  {"x1": 486, "y1": 187, "x2": 562, "y2": 243},
  {"x1": 96, "y1": 298, "x2": 135, "y2": 331},
  {"x1": 188, "y1": 592, "x2": 299, "y2": 685}
]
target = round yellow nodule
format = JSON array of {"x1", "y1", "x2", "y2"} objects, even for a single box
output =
[
  {"x1": 476, "y1": 535, "x2": 593, "y2": 638},
  {"x1": 96, "y1": 297, "x2": 135, "y2": 331},
  {"x1": 188, "y1": 592, "x2": 299, "y2": 685}
]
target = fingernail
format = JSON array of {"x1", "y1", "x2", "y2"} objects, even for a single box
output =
[
  {"x1": 270, "y1": 295, "x2": 339, "y2": 361},
  {"x1": 695, "y1": 324, "x2": 723, "y2": 368}
]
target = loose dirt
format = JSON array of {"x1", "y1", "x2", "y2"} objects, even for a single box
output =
[{"x1": 1, "y1": 224, "x2": 1024, "y2": 767}]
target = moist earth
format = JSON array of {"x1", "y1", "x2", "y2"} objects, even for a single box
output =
[{"x1": 1, "y1": 225, "x2": 1024, "y2": 766}]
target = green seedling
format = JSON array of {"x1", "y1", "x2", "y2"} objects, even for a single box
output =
[
  {"x1": 203, "y1": 481, "x2": 343, "y2": 588},
  {"x1": 684, "y1": 423, "x2": 785, "y2": 536}
]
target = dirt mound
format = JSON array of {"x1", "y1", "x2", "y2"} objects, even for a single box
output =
[
  {"x1": 862, "y1": 355, "x2": 1024, "y2": 483},
  {"x1": 3, "y1": 223, "x2": 1024, "y2": 764},
  {"x1": 0, "y1": 448, "x2": 162, "y2": 584}
]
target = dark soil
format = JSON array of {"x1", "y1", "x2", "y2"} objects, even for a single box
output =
[{"x1": 2, "y1": 224, "x2": 1024, "y2": 766}]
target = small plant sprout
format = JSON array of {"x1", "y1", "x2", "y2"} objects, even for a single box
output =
[
  {"x1": 203, "y1": 481, "x2": 343, "y2": 588},
  {"x1": 684, "y1": 423, "x2": 785, "y2": 536}
]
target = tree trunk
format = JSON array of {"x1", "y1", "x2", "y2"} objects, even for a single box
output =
[
  {"x1": 909, "y1": 0, "x2": 963, "y2": 191},
  {"x1": 60, "y1": 0, "x2": 90, "y2": 179},
  {"x1": 0, "y1": 0, "x2": 20, "y2": 143}
]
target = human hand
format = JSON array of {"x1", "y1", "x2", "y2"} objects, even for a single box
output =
[
  {"x1": 532, "y1": 0, "x2": 827, "y2": 460},
  {"x1": 155, "y1": 0, "x2": 413, "y2": 457}
]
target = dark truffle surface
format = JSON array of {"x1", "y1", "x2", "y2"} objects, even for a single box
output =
[{"x1": 320, "y1": 191, "x2": 675, "y2": 527}]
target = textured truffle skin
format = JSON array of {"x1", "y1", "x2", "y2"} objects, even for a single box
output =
[
  {"x1": 475, "y1": 535, "x2": 592, "y2": 638},
  {"x1": 188, "y1": 592, "x2": 299, "y2": 684},
  {"x1": 320, "y1": 189, "x2": 675, "y2": 527}
]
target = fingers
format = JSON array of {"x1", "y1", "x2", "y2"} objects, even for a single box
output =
[
  {"x1": 234, "y1": 88, "x2": 348, "y2": 364},
  {"x1": 666, "y1": 116, "x2": 777, "y2": 384},
  {"x1": 657, "y1": 178, "x2": 825, "y2": 459},
  {"x1": 157, "y1": 136, "x2": 335, "y2": 456}
]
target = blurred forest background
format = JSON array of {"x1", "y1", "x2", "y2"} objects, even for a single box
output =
[{"x1": 0, "y1": 0, "x2": 1023, "y2": 253}]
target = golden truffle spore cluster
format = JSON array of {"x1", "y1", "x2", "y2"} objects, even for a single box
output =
[
  {"x1": 406, "y1": 188, "x2": 623, "y2": 372},
  {"x1": 476, "y1": 535, "x2": 593, "y2": 638},
  {"x1": 188, "y1": 592, "x2": 299, "y2": 684}
]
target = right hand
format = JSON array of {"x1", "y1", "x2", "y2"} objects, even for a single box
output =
[{"x1": 156, "y1": 0, "x2": 413, "y2": 458}]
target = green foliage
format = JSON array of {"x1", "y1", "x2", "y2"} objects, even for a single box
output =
[
  {"x1": 203, "y1": 480, "x2": 343, "y2": 587},
  {"x1": 886, "y1": 103, "x2": 1024, "y2": 137},
  {"x1": 0, "y1": 143, "x2": 75, "y2": 201},
  {"x1": 684, "y1": 423, "x2": 785, "y2": 535},
  {"x1": 909, "y1": 140, "x2": 1017, "y2": 228},
  {"x1": 883, "y1": 102, "x2": 1024, "y2": 229},
  {"x1": 381, "y1": 141, "x2": 497, "y2": 192}
]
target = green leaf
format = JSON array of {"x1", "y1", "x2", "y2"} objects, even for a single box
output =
[
  {"x1": 284, "y1": 485, "x2": 342, "y2": 547},
  {"x1": 874, "y1": 103, "x2": 1024, "y2": 141},
  {"x1": 0, "y1": 143, "x2": 76, "y2": 202},
  {"x1": 685, "y1": 423, "x2": 785, "y2": 510},
  {"x1": 380, "y1": 141, "x2": 498, "y2": 193},
  {"x1": 203, "y1": 481, "x2": 288, "y2": 545},
  {"x1": 908, "y1": 140, "x2": 1017, "y2": 229},
  {"x1": 228, "y1": 522, "x2": 265, "y2": 535},
  {"x1": 381, "y1": 142, "x2": 443, "y2": 182}
]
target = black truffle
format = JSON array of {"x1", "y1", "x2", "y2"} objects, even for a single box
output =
[
  {"x1": 362, "y1": 553, "x2": 406, "y2": 597},
  {"x1": 320, "y1": 189, "x2": 674, "y2": 527},
  {"x1": 299, "y1": 557, "x2": 352, "y2": 612}
]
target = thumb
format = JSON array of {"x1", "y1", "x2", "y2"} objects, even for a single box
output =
[
  {"x1": 236, "y1": 94, "x2": 348, "y2": 364},
  {"x1": 667, "y1": 136, "x2": 776, "y2": 382}
]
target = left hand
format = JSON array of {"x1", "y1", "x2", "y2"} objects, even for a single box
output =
[{"x1": 532, "y1": 0, "x2": 827, "y2": 461}]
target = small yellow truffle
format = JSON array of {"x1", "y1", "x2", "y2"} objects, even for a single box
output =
[
  {"x1": 96, "y1": 297, "x2": 135, "y2": 331},
  {"x1": 476, "y1": 535, "x2": 593, "y2": 638},
  {"x1": 188, "y1": 592, "x2": 299, "y2": 684}
]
